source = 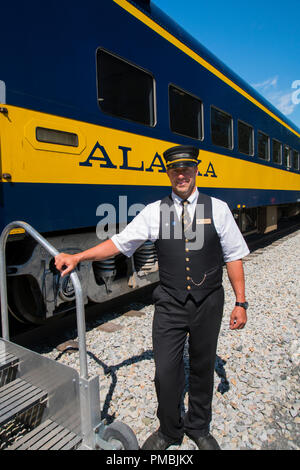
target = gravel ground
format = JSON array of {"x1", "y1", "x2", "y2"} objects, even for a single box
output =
[{"x1": 38, "y1": 230, "x2": 300, "y2": 450}]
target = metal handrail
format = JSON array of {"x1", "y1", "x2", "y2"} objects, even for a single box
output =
[{"x1": 0, "y1": 221, "x2": 88, "y2": 379}]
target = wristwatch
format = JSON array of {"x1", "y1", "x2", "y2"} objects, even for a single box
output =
[{"x1": 235, "y1": 301, "x2": 249, "y2": 310}]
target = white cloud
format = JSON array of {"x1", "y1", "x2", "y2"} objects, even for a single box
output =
[
  {"x1": 252, "y1": 76, "x2": 278, "y2": 91},
  {"x1": 251, "y1": 76, "x2": 296, "y2": 116},
  {"x1": 269, "y1": 91, "x2": 295, "y2": 115}
]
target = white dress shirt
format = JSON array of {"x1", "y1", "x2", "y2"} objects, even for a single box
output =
[{"x1": 111, "y1": 189, "x2": 250, "y2": 263}]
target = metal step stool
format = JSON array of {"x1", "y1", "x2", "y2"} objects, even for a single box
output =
[
  {"x1": 6, "y1": 419, "x2": 82, "y2": 450},
  {"x1": 0, "y1": 221, "x2": 139, "y2": 450}
]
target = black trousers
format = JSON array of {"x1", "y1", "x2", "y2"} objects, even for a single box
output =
[{"x1": 152, "y1": 285, "x2": 224, "y2": 440}]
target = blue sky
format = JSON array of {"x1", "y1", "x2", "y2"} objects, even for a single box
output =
[{"x1": 153, "y1": 0, "x2": 300, "y2": 129}]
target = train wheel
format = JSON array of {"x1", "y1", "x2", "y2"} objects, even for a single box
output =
[
  {"x1": 102, "y1": 421, "x2": 139, "y2": 450},
  {"x1": 8, "y1": 275, "x2": 46, "y2": 324}
]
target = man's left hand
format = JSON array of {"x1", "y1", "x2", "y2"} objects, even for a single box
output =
[{"x1": 229, "y1": 306, "x2": 247, "y2": 330}]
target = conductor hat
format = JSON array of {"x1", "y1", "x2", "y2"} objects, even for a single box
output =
[{"x1": 163, "y1": 145, "x2": 199, "y2": 169}]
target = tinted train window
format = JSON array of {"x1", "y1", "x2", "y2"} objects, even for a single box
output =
[
  {"x1": 272, "y1": 139, "x2": 282, "y2": 164},
  {"x1": 97, "y1": 49, "x2": 155, "y2": 126},
  {"x1": 211, "y1": 107, "x2": 233, "y2": 149},
  {"x1": 169, "y1": 85, "x2": 203, "y2": 140},
  {"x1": 292, "y1": 150, "x2": 299, "y2": 170},
  {"x1": 257, "y1": 131, "x2": 269, "y2": 160},
  {"x1": 238, "y1": 121, "x2": 253, "y2": 155},
  {"x1": 283, "y1": 146, "x2": 291, "y2": 168}
]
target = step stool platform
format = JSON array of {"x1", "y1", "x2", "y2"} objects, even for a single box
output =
[
  {"x1": 0, "y1": 351, "x2": 19, "y2": 387},
  {"x1": 7, "y1": 418, "x2": 82, "y2": 450},
  {"x1": 0, "y1": 350, "x2": 19, "y2": 372},
  {"x1": 0, "y1": 378, "x2": 47, "y2": 426}
]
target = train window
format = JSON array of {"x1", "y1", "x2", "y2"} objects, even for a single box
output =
[
  {"x1": 36, "y1": 127, "x2": 79, "y2": 147},
  {"x1": 169, "y1": 85, "x2": 203, "y2": 140},
  {"x1": 97, "y1": 49, "x2": 155, "y2": 126},
  {"x1": 257, "y1": 131, "x2": 270, "y2": 160},
  {"x1": 238, "y1": 120, "x2": 254, "y2": 155},
  {"x1": 283, "y1": 146, "x2": 291, "y2": 168},
  {"x1": 211, "y1": 106, "x2": 233, "y2": 149},
  {"x1": 272, "y1": 139, "x2": 282, "y2": 164},
  {"x1": 292, "y1": 150, "x2": 299, "y2": 170}
]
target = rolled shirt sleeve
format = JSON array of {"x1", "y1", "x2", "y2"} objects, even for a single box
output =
[
  {"x1": 111, "y1": 201, "x2": 160, "y2": 258},
  {"x1": 212, "y1": 197, "x2": 250, "y2": 262}
]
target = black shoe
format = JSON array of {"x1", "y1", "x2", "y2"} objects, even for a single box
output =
[
  {"x1": 185, "y1": 432, "x2": 221, "y2": 450},
  {"x1": 141, "y1": 430, "x2": 181, "y2": 450}
]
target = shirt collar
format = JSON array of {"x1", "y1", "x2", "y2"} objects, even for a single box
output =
[{"x1": 171, "y1": 188, "x2": 199, "y2": 205}]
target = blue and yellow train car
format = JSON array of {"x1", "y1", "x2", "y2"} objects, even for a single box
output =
[{"x1": 1, "y1": 0, "x2": 299, "y2": 322}]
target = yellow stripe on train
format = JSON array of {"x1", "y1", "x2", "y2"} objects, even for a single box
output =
[{"x1": 1, "y1": 105, "x2": 299, "y2": 191}]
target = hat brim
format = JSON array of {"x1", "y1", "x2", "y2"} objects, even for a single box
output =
[{"x1": 166, "y1": 160, "x2": 198, "y2": 169}]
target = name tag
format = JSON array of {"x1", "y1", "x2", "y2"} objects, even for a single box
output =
[{"x1": 196, "y1": 218, "x2": 211, "y2": 224}]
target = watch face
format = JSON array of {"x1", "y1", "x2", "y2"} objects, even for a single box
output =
[{"x1": 244, "y1": 302, "x2": 249, "y2": 309}]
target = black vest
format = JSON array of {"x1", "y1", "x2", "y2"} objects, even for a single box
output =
[{"x1": 155, "y1": 192, "x2": 224, "y2": 303}]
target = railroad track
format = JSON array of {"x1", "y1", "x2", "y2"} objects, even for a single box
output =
[{"x1": 244, "y1": 215, "x2": 300, "y2": 260}]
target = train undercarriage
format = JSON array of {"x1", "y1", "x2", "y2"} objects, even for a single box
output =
[{"x1": 6, "y1": 230, "x2": 159, "y2": 324}]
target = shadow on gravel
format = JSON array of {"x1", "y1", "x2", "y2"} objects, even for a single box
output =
[
  {"x1": 215, "y1": 355, "x2": 230, "y2": 394},
  {"x1": 88, "y1": 349, "x2": 154, "y2": 423},
  {"x1": 55, "y1": 347, "x2": 154, "y2": 423},
  {"x1": 55, "y1": 346, "x2": 230, "y2": 424}
]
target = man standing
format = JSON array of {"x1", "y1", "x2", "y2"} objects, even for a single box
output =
[{"x1": 55, "y1": 145, "x2": 249, "y2": 451}]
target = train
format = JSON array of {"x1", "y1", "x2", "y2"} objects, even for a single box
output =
[{"x1": 1, "y1": 0, "x2": 299, "y2": 323}]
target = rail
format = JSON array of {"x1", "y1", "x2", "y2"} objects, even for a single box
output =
[{"x1": 0, "y1": 221, "x2": 89, "y2": 379}]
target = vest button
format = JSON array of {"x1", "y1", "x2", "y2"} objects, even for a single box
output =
[
  {"x1": 185, "y1": 239, "x2": 189, "y2": 243},
  {"x1": 186, "y1": 257, "x2": 190, "y2": 262},
  {"x1": 187, "y1": 276, "x2": 190, "y2": 280},
  {"x1": 186, "y1": 267, "x2": 190, "y2": 271},
  {"x1": 185, "y1": 248, "x2": 189, "y2": 252},
  {"x1": 187, "y1": 285, "x2": 191, "y2": 290}
]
